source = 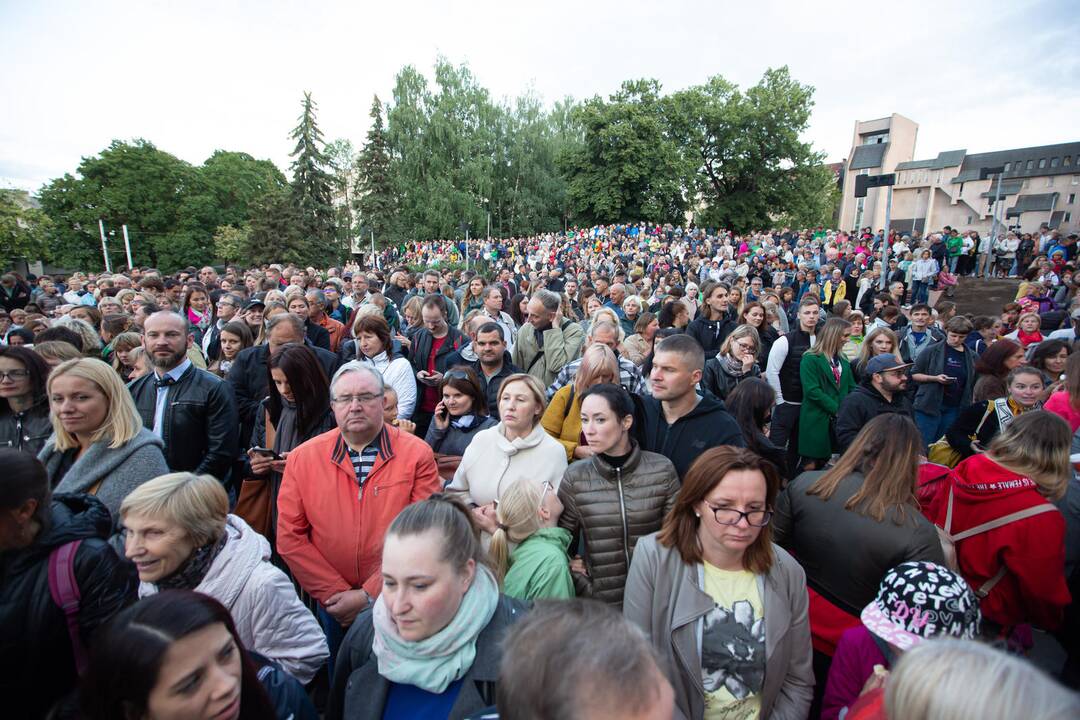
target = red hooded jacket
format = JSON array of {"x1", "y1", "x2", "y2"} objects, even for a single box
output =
[{"x1": 926, "y1": 453, "x2": 1069, "y2": 630}]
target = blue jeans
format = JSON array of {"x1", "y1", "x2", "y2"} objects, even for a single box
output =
[
  {"x1": 912, "y1": 280, "x2": 929, "y2": 304},
  {"x1": 948, "y1": 256, "x2": 960, "y2": 273},
  {"x1": 318, "y1": 605, "x2": 346, "y2": 679},
  {"x1": 915, "y1": 406, "x2": 960, "y2": 449}
]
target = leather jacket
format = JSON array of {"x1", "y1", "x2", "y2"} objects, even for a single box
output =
[
  {"x1": 0, "y1": 398, "x2": 52, "y2": 456},
  {"x1": 129, "y1": 363, "x2": 240, "y2": 481},
  {"x1": 557, "y1": 443, "x2": 680, "y2": 607}
]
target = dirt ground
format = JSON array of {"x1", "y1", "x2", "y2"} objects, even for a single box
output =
[{"x1": 946, "y1": 276, "x2": 1021, "y2": 316}]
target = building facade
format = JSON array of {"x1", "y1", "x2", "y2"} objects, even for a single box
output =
[{"x1": 837, "y1": 114, "x2": 1079, "y2": 237}]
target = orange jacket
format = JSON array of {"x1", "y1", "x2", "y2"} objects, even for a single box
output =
[
  {"x1": 316, "y1": 314, "x2": 347, "y2": 353},
  {"x1": 276, "y1": 424, "x2": 441, "y2": 604}
]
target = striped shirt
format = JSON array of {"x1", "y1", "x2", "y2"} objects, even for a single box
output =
[
  {"x1": 546, "y1": 355, "x2": 647, "y2": 399},
  {"x1": 347, "y1": 444, "x2": 380, "y2": 499}
]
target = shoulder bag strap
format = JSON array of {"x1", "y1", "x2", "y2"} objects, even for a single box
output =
[
  {"x1": 48, "y1": 539, "x2": 88, "y2": 675},
  {"x1": 265, "y1": 411, "x2": 276, "y2": 451},
  {"x1": 971, "y1": 402, "x2": 995, "y2": 439},
  {"x1": 951, "y1": 503, "x2": 1058, "y2": 542}
]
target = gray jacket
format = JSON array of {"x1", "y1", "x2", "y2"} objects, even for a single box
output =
[
  {"x1": 912, "y1": 339, "x2": 975, "y2": 416},
  {"x1": 39, "y1": 427, "x2": 169, "y2": 522},
  {"x1": 424, "y1": 415, "x2": 497, "y2": 456},
  {"x1": 623, "y1": 534, "x2": 814, "y2": 720}
]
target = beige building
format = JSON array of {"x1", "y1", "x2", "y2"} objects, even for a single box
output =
[{"x1": 837, "y1": 114, "x2": 1080, "y2": 237}]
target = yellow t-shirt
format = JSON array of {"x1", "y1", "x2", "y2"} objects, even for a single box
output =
[{"x1": 701, "y1": 562, "x2": 766, "y2": 720}]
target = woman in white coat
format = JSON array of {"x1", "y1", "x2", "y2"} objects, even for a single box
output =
[
  {"x1": 447, "y1": 373, "x2": 567, "y2": 535},
  {"x1": 120, "y1": 472, "x2": 329, "y2": 684},
  {"x1": 350, "y1": 313, "x2": 417, "y2": 420}
]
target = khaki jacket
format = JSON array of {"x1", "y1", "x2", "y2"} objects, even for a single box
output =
[
  {"x1": 623, "y1": 534, "x2": 814, "y2": 720},
  {"x1": 512, "y1": 317, "x2": 585, "y2": 388}
]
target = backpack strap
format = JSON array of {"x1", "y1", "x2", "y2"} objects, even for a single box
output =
[
  {"x1": 951, "y1": 503, "x2": 1057, "y2": 542},
  {"x1": 48, "y1": 539, "x2": 88, "y2": 676}
]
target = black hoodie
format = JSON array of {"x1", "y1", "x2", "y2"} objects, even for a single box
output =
[
  {"x1": 0, "y1": 494, "x2": 137, "y2": 718},
  {"x1": 834, "y1": 381, "x2": 913, "y2": 453},
  {"x1": 640, "y1": 393, "x2": 746, "y2": 479}
]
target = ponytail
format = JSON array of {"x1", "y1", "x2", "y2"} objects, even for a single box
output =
[{"x1": 489, "y1": 478, "x2": 544, "y2": 583}]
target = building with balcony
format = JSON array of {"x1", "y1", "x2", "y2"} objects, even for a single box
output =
[{"x1": 836, "y1": 114, "x2": 1080, "y2": 237}]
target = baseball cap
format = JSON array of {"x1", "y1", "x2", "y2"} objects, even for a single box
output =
[
  {"x1": 861, "y1": 562, "x2": 981, "y2": 651},
  {"x1": 242, "y1": 298, "x2": 266, "y2": 312},
  {"x1": 865, "y1": 355, "x2": 913, "y2": 375}
]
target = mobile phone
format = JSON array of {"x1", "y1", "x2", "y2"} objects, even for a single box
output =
[{"x1": 251, "y1": 447, "x2": 281, "y2": 460}]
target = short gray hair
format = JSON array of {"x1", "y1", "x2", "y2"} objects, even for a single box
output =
[
  {"x1": 533, "y1": 289, "x2": 561, "y2": 313},
  {"x1": 331, "y1": 360, "x2": 385, "y2": 398},
  {"x1": 305, "y1": 289, "x2": 327, "y2": 307},
  {"x1": 266, "y1": 312, "x2": 305, "y2": 338},
  {"x1": 588, "y1": 320, "x2": 619, "y2": 339}
]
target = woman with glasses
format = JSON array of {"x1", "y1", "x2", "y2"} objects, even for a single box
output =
[
  {"x1": 0, "y1": 346, "x2": 51, "y2": 455},
  {"x1": 490, "y1": 477, "x2": 574, "y2": 600},
  {"x1": 701, "y1": 324, "x2": 761, "y2": 403},
  {"x1": 425, "y1": 365, "x2": 496, "y2": 457},
  {"x1": 557, "y1": 383, "x2": 679, "y2": 607},
  {"x1": 623, "y1": 446, "x2": 813, "y2": 720},
  {"x1": 772, "y1": 415, "x2": 945, "y2": 689}
]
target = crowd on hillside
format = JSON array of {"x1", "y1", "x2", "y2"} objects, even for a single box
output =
[{"x1": 1, "y1": 220, "x2": 1079, "y2": 719}]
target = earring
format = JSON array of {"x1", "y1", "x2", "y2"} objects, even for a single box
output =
[{"x1": 695, "y1": 512, "x2": 701, "y2": 518}]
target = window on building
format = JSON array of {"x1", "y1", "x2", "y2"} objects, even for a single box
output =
[
  {"x1": 1004, "y1": 162, "x2": 1012, "y2": 172},
  {"x1": 1066, "y1": 212, "x2": 1073, "y2": 223},
  {"x1": 967, "y1": 215, "x2": 973, "y2": 224},
  {"x1": 1069, "y1": 194, "x2": 1076, "y2": 204},
  {"x1": 1047, "y1": 177, "x2": 1055, "y2": 187},
  {"x1": 1073, "y1": 175, "x2": 1080, "y2": 185},
  {"x1": 1065, "y1": 156, "x2": 1073, "y2": 166},
  {"x1": 1039, "y1": 158, "x2": 1047, "y2": 169},
  {"x1": 1051, "y1": 157, "x2": 1060, "y2": 168},
  {"x1": 1027, "y1": 160, "x2": 1035, "y2": 170}
]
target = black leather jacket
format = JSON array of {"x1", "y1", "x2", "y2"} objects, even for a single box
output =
[
  {"x1": 129, "y1": 363, "x2": 239, "y2": 480},
  {"x1": 0, "y1": 398, "x2": 52, "y2": 456},
  {"x1": 0, "y1": 494, "x2": 137, "y2": 718}
]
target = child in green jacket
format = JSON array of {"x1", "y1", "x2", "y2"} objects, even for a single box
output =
[{"x1": 490, "y1": 478, "x2": 575, "y2": 600}]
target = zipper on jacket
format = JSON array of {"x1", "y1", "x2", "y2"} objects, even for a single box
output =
[{"x1": 616, "y1": 468, "x2": 631, "y2": 569}]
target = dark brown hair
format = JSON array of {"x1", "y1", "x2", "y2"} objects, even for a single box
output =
[
  {"x1": 439, "y1": 365, "x2": 489, "y2": 416},
  {"x1": 353, "y1": 314, "x2": 394, "y2": 359},
  {"x1": 657, "y1": 446, "x2": 779, "y2": 574}
]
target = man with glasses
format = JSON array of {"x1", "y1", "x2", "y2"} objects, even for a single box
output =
[
  {"x1": 202, "y1": 293, "x2": 242, "y2": 362},
  {"x1": 834, "y1": 355, "x2": 913, "y2": 453},
  {"x1": 277, "y1": 362, "x2": 440, "y2": 668}
]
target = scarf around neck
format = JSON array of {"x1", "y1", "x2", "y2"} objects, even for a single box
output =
[
  {"x1": 156, "y1": 533, "x2": 227, "y2": 591},
  {"x1": 372, "y1": 565, "x2": 500, "y2": 693}
]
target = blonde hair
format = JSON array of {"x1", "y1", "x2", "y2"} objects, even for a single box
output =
[
  {"x1": 33, "y1": 340, "x2": 83, "y2": 365},
  {"x1": 986, "y1": 411, "x2": 1071, "y2": 501},
  {"x1": 719, "y1": 324, "x2": 761, "y2": 358},
  {"x1": 47, "y1": 358, "x2": 143, "y2": 450},
  {"x1": 497, "y1": 373, "x2": 548, "y2": 427},
  {"x1": 53, "y1": 315, "x2": 103, "y2": 352},
  {"x1": 489, "y1": 477, "x2": 544, "y2": 581},
  {"x1": 120, "y1": 472, "x2": 228, "y2": 547},
  {"x1": 575, "y1": 344, "x2": 619, "y2": 395},
  {"x1": 590, "y1": 308, "x2": 625, "y2": 341},
  {"x1": 885, "y1": 639, "x2": 1080, "y2": 719},
  {"x1": 857, "y1": 326, "x2": 899, "y2": 371},
  {"x1": 350, "y1": 303, "x2": 384, "y2": 335},
  {"x1": 807, "y1": 317, "x2": 852, "y2": 358}
]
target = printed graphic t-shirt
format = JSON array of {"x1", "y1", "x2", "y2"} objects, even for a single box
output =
[{"x1": 701, "y1": 562, "x2": 766, "y2": 720}]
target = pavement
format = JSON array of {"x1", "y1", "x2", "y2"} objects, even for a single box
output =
[{"x1": 946, "y1": 276, "x2": 1020, "y2": 316}]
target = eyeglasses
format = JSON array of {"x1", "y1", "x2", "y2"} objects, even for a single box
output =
[
  {"x1": 705, "y1": 504, "x2": 773, "y2": 527},
  {"x1": 0, "y1": 370, "x2": 31, "y2": 381},
  {"x1": 443, "y1": 369, "x2": 472, "y2": 381},
  {"x1": 537, "y1": 480, "x2": 554, "y2": 510},
  {"x1": 332, "y1": 392, "x2": 384, "y2": 406}
]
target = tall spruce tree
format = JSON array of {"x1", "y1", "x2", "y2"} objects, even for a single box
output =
[
  {"x1": 289, "y1": 91, "x2": 338, "y2": 261},
  {"x1": 354, "y1": 95, "x2": 398, "y2": 246}
]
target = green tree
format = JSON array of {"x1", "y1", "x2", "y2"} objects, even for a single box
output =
[
  {"x1": 325, "y1": 138, "x2": 359, "y2": 250},
  {"x1": 288, "y1": 91, "x2": 338, "y2": 261},
  {"x1": 558, "y1": 79, "x2": 691, "y2": 226},
  {"x1": 0, "y1": 190, "x2": 54, "y2": 263},
  {"x1": 354, "y1": 96, "x2": 399, "y2": 246},
  {"x1": 212, "y1": 223, "x2": 251, "y2": 265},
  {"x1": 670, "y1": 66, "x2": 833, "y2": 232},
  {"x1": 247, "y1": 189, "x2": 302, "y2": 265}
]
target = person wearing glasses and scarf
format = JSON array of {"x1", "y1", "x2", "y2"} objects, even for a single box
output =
[{"x1": 623, "y1": 446, "x2": 813, "y2": 720}]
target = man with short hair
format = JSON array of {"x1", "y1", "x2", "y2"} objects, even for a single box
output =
[
  {"x1": 227, "y1": 313, "x2": 340, "y2": 444},
  {"x1": 198, "y1": 266, "x2": 219, "y2": 288},
  {"x1": 545, "y1": 320, "x2": 646, "y2": 398},
  {"x1": 278, "y1": 363, "x2": 440, "y2": 661},
  {"x1": 469, "y1": 322, "x2": 522, "y2": 419},
  {"x1": 420, "y1": 269, "x2": 459, "y2": 326},
  {"x1": 128, "y1": 311, "x2": 239, "y2": 480},
  {"x1": 765, "y1": 296, "x2": 819, "y2": 476},
  {"x1": 409, "y1": 296, "x2": 467, "y2": 438},
  {"x1": 834, "y1": 355, "x2": 914, "y2": 452},
  {"x1": 513, "y1": 289, "x2": 585, "y2": 388},
  {"x1": 896, "y1": 304, "x2": 944, "y2": 363},
  {"x1": 480, "y1": 286, "x2": 516, "y2": 353},
  {"x1": 306, "y1": 289, "x2": 346, "y2": 353},
  {"x1": 640, "y1": 334, "x2": 744, "y2": 478},
  {"x1": 605, "y1": 283, "x2": 627, "y2": 318},
  {"x1": 494, "y1": 599, "x2": 675, "y2": 720},
  {"x1": 287, "y1": 294, "x2": 332, "y2": 351}
]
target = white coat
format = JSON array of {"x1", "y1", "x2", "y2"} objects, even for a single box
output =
[
  {"x1": 446, "y1": 422, "x2": 567, "y2": 506},
  {"x1": 140, "y1": 514, "x2": 329, "y2": 684}
]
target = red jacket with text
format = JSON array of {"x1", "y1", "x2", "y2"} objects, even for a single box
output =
[
  {"x1": 277, "y1": 424, "x2": 441, "y2": 605},
  {"x1": 927, "y1": 453, "x2": 1070, "y2": 630}
]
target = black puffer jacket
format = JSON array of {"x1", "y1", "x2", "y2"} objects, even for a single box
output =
[
  {"x1": 701, "y1": 356, "x2": 760, "y2": 403},
  {"x1": 0, "y1": 494, "x2": 137, "y2": 719},
  {"x1": 558, "y1": 444, "x2": 680, "y2": 607}
]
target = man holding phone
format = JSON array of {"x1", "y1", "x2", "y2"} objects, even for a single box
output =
[
  {"x1": 911, "y1": 316, "x2": 976, "y2": 447},
  {"x1": 408, "y1": 295, "x2": 466, "y2": 439}
]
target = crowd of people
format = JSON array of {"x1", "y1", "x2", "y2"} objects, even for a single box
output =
[{"x1": 2, "y1": 220, "x2": 1079, "y2": 719}]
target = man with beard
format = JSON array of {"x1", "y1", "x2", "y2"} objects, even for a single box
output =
[
  {"x1": 833, "y1": 354, "x2": 913, "y2": 453},
  {"x1": 128, "y1": 311, "x2": 238, "y2": 481}
]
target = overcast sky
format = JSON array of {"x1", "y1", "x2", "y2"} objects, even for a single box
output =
[{"x1": 2, "y1": 0, "x2": 1077, "y2": 193}]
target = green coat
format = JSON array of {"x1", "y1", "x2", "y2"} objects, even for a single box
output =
[
  {"x1": 502, "y1": 527, "x2": 575, "y2": 601},
  {"x1": 798, "y1": 352, "x2": 854, "y2": 458}
]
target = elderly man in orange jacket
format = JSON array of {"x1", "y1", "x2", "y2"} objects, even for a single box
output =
[{"x1": 277, "y1": 361, "x2": 441, "y2": 666}]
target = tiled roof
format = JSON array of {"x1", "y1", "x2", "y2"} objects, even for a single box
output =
[{"x1": 952, "y1": 142, "x2": 1080, "y2": 183}]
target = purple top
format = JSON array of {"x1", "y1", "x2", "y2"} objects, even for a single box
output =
[{"x1": 821, "y1": 625, "x2": 888, "y2": 720}]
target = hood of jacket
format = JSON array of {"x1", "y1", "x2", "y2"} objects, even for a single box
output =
[
  {"x1": 948, "y1": 453, "x2": 1052, "y2": 532},
  {"x1": 851, "y1": 381, "x2": 905, "y2": 408},
  {"x1": 45, "y1": 427, "x2": 165, "y2": 493},
  {"x1": 513, "y1": 527, "x2": 572, "y2": 558},
  {"x1": 12, "y1": 494, "x2": 112, "y2": 571},
  {"x1": 143, "y1": 514, "x2": 269, "y2": 607}
]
